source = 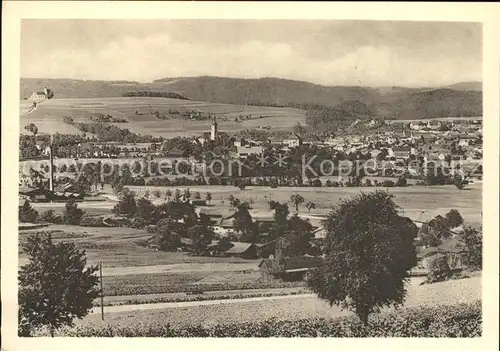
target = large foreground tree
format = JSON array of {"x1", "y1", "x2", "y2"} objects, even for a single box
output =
[
  {"x1": 18, "y1": 233, "x2": 99, "y2": 336},
  {"x1": 307, "y1": 191, "x2": 418, "y2": 325}
]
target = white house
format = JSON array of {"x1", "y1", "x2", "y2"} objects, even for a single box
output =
[
  {"x1": 427, "y1": 121, "x2": 442, "y2": 130},
  {"x1": 236, "y1": 145, "x2": 264, "y2": 159},
  {"x1": 458, "y1": 136, "x2": 477, "y2": 147},
  {"x1": 29, "y1": 87, "x2": 50, "y2": 101},
  {"x1": 324, "y1": 137, "x2": 344, "y2": 147},
  {"x1": 409, "y1": 122, "x2": 425, "y2": 130},
  {"x1": 283, "y1": 136, "x2": 302, "y2": 148}
]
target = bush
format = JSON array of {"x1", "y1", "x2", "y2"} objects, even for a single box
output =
[
  {"x1": 63, "y1": 200, "x2": 85, "y2": 225},
  {"x1": 426, "y1": 255, "x2": 451, "y2": 283},
  {"x1": 312, "y1": 179, "x2": 322, "y2": 187},
  {"x1": 19, "y1": 200, "x2": 39, "y2": 223},
  {"x1": 79, "y1": 214, "x2": 106, "y2": 227},
  {"x1": 381, "y1": 180, "x2": 395, "y2": 187},
  {"x1": 395, "y1": 177, "x2": 407, "y2": 187},
  {"x1": 55, "y1": 301, "x2": 481, "y2": 337},
  {"x1": 39, "y1": 210, "x2": 63, "y2": 224},
  {"x1": 445, "y1": 209, "x2": 464, "y2": 229}
]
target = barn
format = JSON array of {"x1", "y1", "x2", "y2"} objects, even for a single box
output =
[
  {"x1": 223, "y1": 242, "x2": 257, "y2": 259},
  {"x1": 259, "y1": 256, "x2": 324, "y2": 282}
]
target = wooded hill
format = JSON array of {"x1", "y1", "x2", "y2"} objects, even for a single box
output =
[{"x1": 21, "y1": 76, "x2": 482, "y2": 120}]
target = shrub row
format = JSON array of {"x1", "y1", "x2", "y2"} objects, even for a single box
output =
[
  {"x1": 103, "y1": 280, "x2": 306, "y2": 296},
  {"x1": 79, "y1": 215, "x2": 108, "y2": 227},
  {"x1": 96, "y1": 289, "x2": 308, "y2": 307},
  {"x1": 59, "y1": 301, "x2": 481, "y2": 337}
]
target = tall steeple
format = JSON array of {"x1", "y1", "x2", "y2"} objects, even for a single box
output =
[
  {"x1": 48, "y1": 134, "x2": 54, "y2": 192},
  {"x1": 210, "y1": 116, "x2": 218, "y2": 141}
]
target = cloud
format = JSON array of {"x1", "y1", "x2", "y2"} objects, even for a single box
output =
[{"x1": 21, "y1": 23, "x2": 482, "y2": 87}]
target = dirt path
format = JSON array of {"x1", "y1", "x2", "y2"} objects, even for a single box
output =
[
  {"x1": 92, "y1": 293, "x2": 315, "y2": 314},
  {"x1": 97, "y1": 286, "x2": 307, "y2": 305}
]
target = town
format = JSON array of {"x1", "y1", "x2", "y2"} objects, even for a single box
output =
[{"x1": 15, "y1": 18, "x2": 485, "y2": 339}]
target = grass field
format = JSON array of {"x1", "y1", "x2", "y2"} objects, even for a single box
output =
[
  {"x1": 19, "y1": 97, "x2": 306, "y2": 137},
  {"x1": 27, "y1": 181, "x2": 482, "y2": 228},
  {"x1": 126, "y1": 182, "x2": 483, "y2": 226}
]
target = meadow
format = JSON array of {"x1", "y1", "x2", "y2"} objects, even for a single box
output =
[
  {"x1": 126, "y1": 182, "x2": 483, "y2": 226},
  {"x1": 19, "y1": 97, "x2": 306, "y2": 137}
]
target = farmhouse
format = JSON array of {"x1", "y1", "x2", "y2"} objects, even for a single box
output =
[
  {"x1": 437, "y1": 237, "x2": 468, "y2": 270},
  {"x1": 416, "y1": 236, "x2": 469, "y2": 272},
  {"x1": 259, "y1": 256, "x2": 324, "y2": 282},
  {"x1": 28, "y1": 87, "x2": 53, "y2": 101},
  {"x1": 391, "y1": 147, "x2": 411, "y2": 160},
  {"x1": 212, "y1": 217, "x2": 236, "y2": 237},
  {"x1": 223, "y1": 242, "x2": 257, "y2": 258},
  {"x1": 29, "y1": 90, "x2": 48, "y2": 101},
  {"x1": 312, "y1": 227, "x2": 327, "y2": 239}
]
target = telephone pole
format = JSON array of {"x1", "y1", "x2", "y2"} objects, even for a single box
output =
[{"x1": 99, "y1": 261, "x2": 104, "y2": 321}]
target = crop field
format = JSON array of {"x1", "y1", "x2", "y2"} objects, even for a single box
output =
[
  {"x1": 18, "y1": 224, "x2": 256, "y2": 268},
  {"x1": 76, "y1": 275, "x2": 481, "y2": 328},
  {"x1": 18, "y1": 224, "x2": 266, "y2": 299},
  {"x1": 19, "y1": 97, "x2": 306, "y2": 137}
]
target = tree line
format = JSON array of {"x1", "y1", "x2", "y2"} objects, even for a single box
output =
[{"x1": 123, "y1": 91, "x2": 189, "y2": 100}]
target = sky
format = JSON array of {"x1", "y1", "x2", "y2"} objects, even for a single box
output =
[{"x1": 20, "y1": 20, "x2": 482, "y2": 87}]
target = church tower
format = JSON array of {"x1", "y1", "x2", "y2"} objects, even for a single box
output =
[
  {"x1": 210, "y1": 116, "x2": 218, "y2": 141},
  {"x1": 47, "y1": 134, "x2": 55, "y2": 192}
]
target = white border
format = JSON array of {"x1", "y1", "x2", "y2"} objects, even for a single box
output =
[{"x1": 2, "y1": 2, "x2": 499, "y2": 350}]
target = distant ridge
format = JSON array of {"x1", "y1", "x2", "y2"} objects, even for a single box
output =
[
  {"x1": 443, "y1": 81, "x2": 482, "y2": 91},
  {"x1": 20, "y1": 76, "x2": 482, "y2": 119}
]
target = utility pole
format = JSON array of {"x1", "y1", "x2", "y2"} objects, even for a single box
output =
[
  {"x1": 49, "y1": 134, "x2": 54, "y2": 192},
  {"x1": 99, "y1": 261, "x2": 104, "y2": 321}
]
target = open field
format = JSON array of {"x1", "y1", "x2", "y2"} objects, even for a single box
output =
[
  {"x1": 126, "y1": 182, "x2": 483, "y2": 225},
  {"x1": 386, "y1": 116, "x2": 482, "y2": 123},
  {"x1": 19, "y1": 224, "x2": 268, "y2": 297},
  {"x1": 28, "y1": 181, "x2": 482, "y2": 227},
  {"x1": 19, "y1": 224, "x2": 256, "y2": 268},
  {"x1": 19, "y1": 97, "x2": 306, "y2": 137},
  {"x1": 77, "y1": 276, "x2": 481, "y2": 328}
]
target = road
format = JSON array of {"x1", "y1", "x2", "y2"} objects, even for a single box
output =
[{"x1": 92, "y1": 293, "x2": 314, "y2": 314}]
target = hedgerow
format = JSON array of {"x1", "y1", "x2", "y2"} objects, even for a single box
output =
[
  {"x1": 95, "y1": 289, "x2": 308, "y2": 307},
  {"x1": 57, "y1": 300, "x2": 481, "y2": 337},
  {"x1": 103, "y1": 280, "x2": 306, "y2": 296}
]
